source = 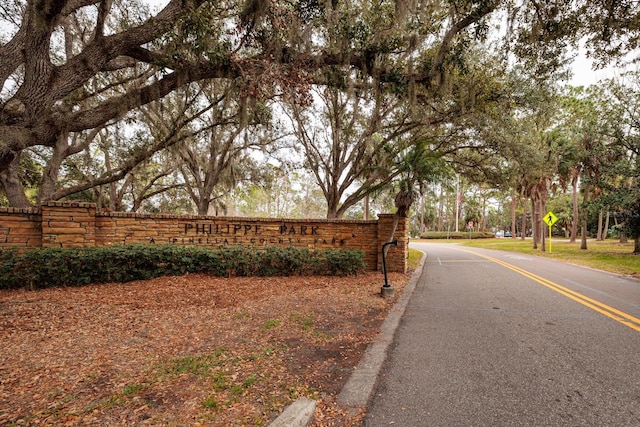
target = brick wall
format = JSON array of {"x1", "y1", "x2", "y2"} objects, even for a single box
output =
[
  {"x1": 0, "y1": 206, "x2": 42, "y2": 248},
  {"x1": 42, "y1": 202, "x2": 96, "y2": 247},
  {"x1": 0, "y1": 202, "x2": 408, "y2": 272}
]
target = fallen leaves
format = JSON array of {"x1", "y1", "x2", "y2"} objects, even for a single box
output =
[{"x1": 0, "y1": 271, "x2": 409, "y2": 426}]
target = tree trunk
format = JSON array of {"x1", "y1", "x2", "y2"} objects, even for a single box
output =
[
  {"x1": 197, "y1": 198, "x2": 210, "y2": 216},
  {"x1": 38, "y1": 139, "x2": 67, "y2": 203},
  {"x1": 540, "y1": 199, "x2": 546, "y2": 252},
  {"x1": 387, "y1": 214, "x2": 400, "y2": 244},
  {"x1": 570, "y1": 176, "x2": 578, "y2": 243},
  {"x1": 326, "y1": 190, "x2": 340, "y2": 219},
  {"x1": 620, "y1": 229, "x2": 628, "y2": 243},
  {"x1": 437, "y1": 185, "x2": 444, "y2": 232},
  {"x1": 418, "y1": 195, "x2": 425, "y2": 234},
  {"x1": 364, "y1": 194, "x2": 370, "y2": 220},
  {"x1": 580, "y1": 222, "x2": 588, "y2": 249},
  {"x1": 481, "y1": 195, "x2": 487, "y2": 231},
  {"x1": 0, "y1": 154, "x2": 30, "y2": 207},
  {"x1": 634, "y1": 236, "x2": 640, "y2": 254},
  {"x1": 521, "y1": 196, "x2": 527, "y2": 240},
  {"x1": 580, "y1": 184, "x2": 590, "y2": 250},
  {"x1": 387, "y1": 188, "x2": 414, "y2": 242},
  {"x1": 531, "y1": 197, "x2": 537, "y2": 249},
  {"x1": 602, "y1": 209, "x2": 610, "y2": 240},
  {"x1": 510, "y1": 193, "x2": 517, "y2": 238},
  {"x1": 596, "y1": 208, "x2": 604, "y2": 240}
]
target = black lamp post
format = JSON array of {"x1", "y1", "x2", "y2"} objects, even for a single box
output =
[{"x1": 381, "y1": 240, "x2": 398, "y2": 297}]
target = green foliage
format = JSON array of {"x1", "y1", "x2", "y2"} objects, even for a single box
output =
[
  {"x1": 122, "y1": 383, "x2": 148, "y2": 396},
  {"x1": 157, "y1": 348, "x2": 227, "y2": 379},
  {"x1": 0, "y1": 245, "x2": 366, "y2": 290},
  {"x1": 202, "y1": 396, "x2": 219, "y2": 410},
  {"x1": 309, "y1": 248, "x2": 366, "y2": 275},
  {"x1": 290, "y1": 312, "x2": 314, "y2": 331},
  {"x1": 261, "y1": 319, "x2": 281, "y2": 330},
  {"x1": 418, "y1": 231, "x2": 495, "y2": 239},
  {"x1": 407, "y1": 248, "x2": 423, "y2": 269}
]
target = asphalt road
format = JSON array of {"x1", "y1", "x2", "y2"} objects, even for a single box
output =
[{"x1": 364, "y1": 242, "x2": 640, "y2": 426}]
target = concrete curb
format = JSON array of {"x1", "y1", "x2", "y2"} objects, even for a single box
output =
[
  {"x1": 268, "y1": 251, "x2": 426, "y2": 426},
  {"x1": 336, "y1": 251, "x2": 426, "y2": 410},
  {"x1": 268, "y1": 397, "x2": 316, "y2": 427}
]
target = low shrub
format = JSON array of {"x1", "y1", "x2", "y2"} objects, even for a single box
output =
[
  {"x1": 311, "y1": 248, "x2": 366, "y2": 276},
  {"x1": 0, "y1": 244, "x2": 366, "y2": 290}
]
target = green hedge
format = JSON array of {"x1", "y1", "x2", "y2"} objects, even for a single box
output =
[
  {"x1": 0, "y1": 244, "x2": 366, "y2": 290},
  {"x1": 418, "y1": 231, "x2": 495, "y2": 239}
]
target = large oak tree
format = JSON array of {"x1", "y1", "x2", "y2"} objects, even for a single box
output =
[
  {"x1": 0, "y1": 0, "x2": 283, "y2": 206},
  {"x1": 3, "y1": 0, "x2": 634, "y2": 211}
]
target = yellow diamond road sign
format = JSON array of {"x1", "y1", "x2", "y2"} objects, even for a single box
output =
[{"x1": 543, "y1": 211, "x2": 558, "y2": 226}]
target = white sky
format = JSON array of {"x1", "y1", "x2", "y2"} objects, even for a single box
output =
[
  {"x1": 570, "y1": 53, "x2": 604, "y2": 86},
  {"x1": 569, "y1": 42, "x2": 639, "y2": 87},
  {"x1": 146, "y1": 0, "x2": 169, "y2": 12},
  {"x1": 570, "y1": 56, "x2": 614, "y2": 87}
]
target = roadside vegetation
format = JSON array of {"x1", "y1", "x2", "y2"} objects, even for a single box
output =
[
  {"x1": 0, "y1": 245, "x2": 365, "y2": 290},
  {"x1": 441, "y1": 238, "x2": 638, "y2": 277},
  {"x1": 407, "y1": 248, "x2": 423, "y2": 270}
]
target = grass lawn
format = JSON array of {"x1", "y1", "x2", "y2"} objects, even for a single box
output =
[
  {"x1": 407, "y1": 247, "x2": 424, "y2": 269},
  {"x1": 412, "y1": 238, "x2": 639, "y2": 277}
]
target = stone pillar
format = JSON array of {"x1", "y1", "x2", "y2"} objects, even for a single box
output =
[
  {"x1": 41, "y1": 202, "x2": 96, "y2": 248},
  {"x1": 377, "y1": 214, "x2": 408, "y2": 273}
]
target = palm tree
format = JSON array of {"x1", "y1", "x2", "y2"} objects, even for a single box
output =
[{"x1": 386, "y1": 139, "x2": 448, "y2": 242}]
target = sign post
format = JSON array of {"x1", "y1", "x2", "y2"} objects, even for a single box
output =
[{"x1": 543, "y1": 211, "x2": 558, "y2": 253}]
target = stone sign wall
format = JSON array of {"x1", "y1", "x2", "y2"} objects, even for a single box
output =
[{"x1": 0, "y1": 202, "x2": 408, "y2": 272}]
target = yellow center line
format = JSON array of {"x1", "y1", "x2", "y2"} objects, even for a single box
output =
[{"x1": 456, "y1": 248, "x2": 640, "y2": 332}]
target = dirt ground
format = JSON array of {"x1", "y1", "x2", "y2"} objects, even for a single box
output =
[{"x1": 0, "y1": 270, "x2": 410, "y2": 426}]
